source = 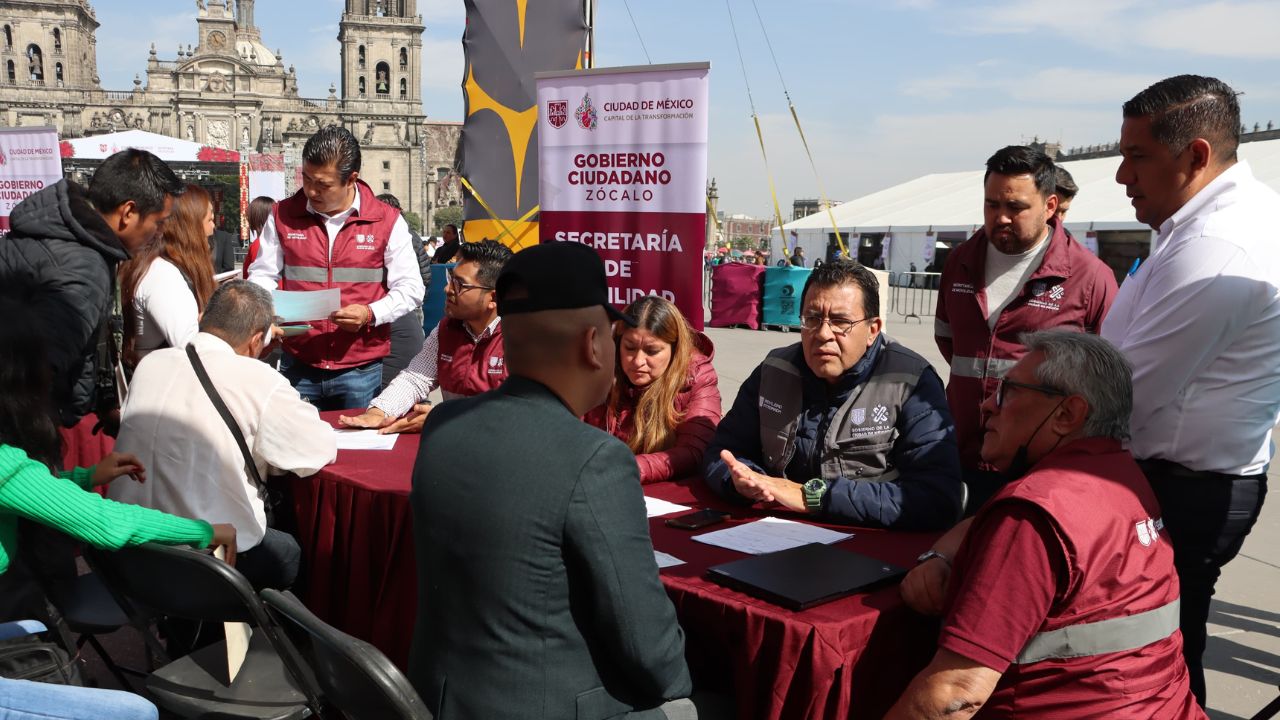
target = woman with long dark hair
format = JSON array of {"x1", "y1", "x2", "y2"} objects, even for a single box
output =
[
  {"x1": 240, "y1": 195, "x2": 275, "y2": 279},
  {"x1": 0, "y1": 298, "x2": 235, "y2": 595},
  {"x1": 585, "y1": 296, "x2": 722, "y2": 483},
  {"x1": 118, "y1": 184, "x2": 217, "y2": 366}
]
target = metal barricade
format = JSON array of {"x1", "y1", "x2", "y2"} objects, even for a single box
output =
[{"x1": 889, "y1": 272, "x2": 941, "y2": 323}]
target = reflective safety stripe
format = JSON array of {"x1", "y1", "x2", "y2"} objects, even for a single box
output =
[
  {"x1": 282, "y1": 265, "x2": 328, "y2": 283},
  {"x1": 934, "y1": 318, "x2": 952, "y2": 339},
  {"x1": 332, "y1": 267, "x2": 385, "y2": 283},
  {"x1": 950, "y1": 355, "x2": 1016, "y2": 379},
  {"x1": 1015, "y1": 599, "x2": 1180, "y2": 664}
]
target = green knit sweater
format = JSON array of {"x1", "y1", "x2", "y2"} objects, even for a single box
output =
[{"x1": 0, "y1": 444, "x2": 213, "y2": 576}]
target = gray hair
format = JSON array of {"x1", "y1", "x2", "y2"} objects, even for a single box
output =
[
  {"x1": 200, "y1": 281, "x2": 275, "y2": 345},
  {"x1": 1021, "y1": 329, "x2": 1132, "y2": 441}
]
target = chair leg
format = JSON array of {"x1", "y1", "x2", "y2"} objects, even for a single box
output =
[{"x1": 1250, "y1": 692, "x2": 1280, "y2": 720}]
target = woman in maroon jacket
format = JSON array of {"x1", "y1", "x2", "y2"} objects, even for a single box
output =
[{"x1": 585, "y1": 296, "x2": 722, "y2": 484}]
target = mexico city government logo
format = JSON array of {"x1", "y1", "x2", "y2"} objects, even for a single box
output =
[
  {"x1": 547, "y1": 100, "x2": 568, "y2": 129},
  {"x1": 576, "y1": 93, "x2": 598, "y2": 131}
]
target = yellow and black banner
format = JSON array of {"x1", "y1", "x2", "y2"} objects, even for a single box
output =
[{"x1": 460, "y1": 0, "x2": 588, "y2": 250}]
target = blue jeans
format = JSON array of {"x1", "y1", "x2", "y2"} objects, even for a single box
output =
[
  {"x1": 0, "y1": 678, "x2": 157, "y2": 720},
  {"x1": 280, "y1": 353, "x2": 383, "y2": 412}
]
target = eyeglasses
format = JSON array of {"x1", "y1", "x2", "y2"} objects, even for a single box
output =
[
  {"x1": 445, "y1": 269, "x2": 493, "y2": 295},
  {"x1": 994, "y1": 377, "x2": 1067, "y2": 408},
  {"x1": 799, "y1": 314, "x2": 871, "y2": 336}
]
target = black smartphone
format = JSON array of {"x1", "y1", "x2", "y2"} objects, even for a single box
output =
[{"x1": 664, "y1": 509, "x2": 728, "y2": 530}]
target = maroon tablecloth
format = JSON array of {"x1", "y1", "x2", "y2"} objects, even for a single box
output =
[
  {"x1": 295, "y1": 411, "x2": 939, "y2": 720},
  {"x1": 290, "y1": 412, "x2": 422, "y2": 670},
  {"x1": 643, "y1": 481, "x2": 939, "y2": 720}
]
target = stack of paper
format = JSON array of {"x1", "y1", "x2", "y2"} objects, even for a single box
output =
[
  {"x1": 333, "y1": 428, "x2": 399, "y2": 451},
  {"x1": 654, "y1": 551, "x2": 685, "y2": 569},
  {"x1": 273, "y1": 288, "x2": 341, "y2": 323},
  {"x1": 644, "y1": 496, "x2": 691, "y2": 518},
  {"x1": 692, "y1": 517, "x2": 853, "y2": 555}
]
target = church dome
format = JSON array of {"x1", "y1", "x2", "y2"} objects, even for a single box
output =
[{"x1": 235, "y1": 38, "x2": 275, "y2": 66}]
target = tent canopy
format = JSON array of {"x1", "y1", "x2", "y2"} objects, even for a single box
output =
[
  {"x1": 785, "y1": 137, "x2": 1280, "y2": 235},
  {"x1": 60, "y1": 130, "x2": 240, "y2": 163}
]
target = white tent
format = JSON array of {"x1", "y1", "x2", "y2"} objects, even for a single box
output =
[
  {"x1": 780, "y1": 137, "x2": 1280, "y2": 272},
  {"x1": 61, "y1": 129, "x2": 239, "y2": 163}
]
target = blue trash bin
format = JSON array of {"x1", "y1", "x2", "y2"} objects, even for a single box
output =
[
  {"x1": 762, "y1": 265, "x2": 811, "y2": 329},
  {"x1": 422, "y1": 262, "x2": 454, "y2": 334}
]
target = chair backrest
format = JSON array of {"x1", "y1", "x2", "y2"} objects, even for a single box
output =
[
  {"x1": 89, "y1": 544, "x2": 326, "y2": 716},
  {"x1": 87, "y1": 543, "x2": 264, "y2": 626},
  {"x1": 260, "y1": 589, "x2": 433, "y2": 720}
]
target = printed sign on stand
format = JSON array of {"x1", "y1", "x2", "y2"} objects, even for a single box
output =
[
  {"x1": 536, "y1": 62, "x2": 710, "y2": 329},
  {"x1": 0, "y1": 127, "x2": 62, "y2": 236}
]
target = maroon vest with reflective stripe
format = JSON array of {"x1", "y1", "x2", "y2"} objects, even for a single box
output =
[
  {"x1": 972, "y1": 438, "x2": 1196, "y2": 718},
  {"x1": 435, "y1": 318, "x2": 507, "y2": 397},
  {"x1": 274, "y1": 181, "x2": 397, "y2": 369}
]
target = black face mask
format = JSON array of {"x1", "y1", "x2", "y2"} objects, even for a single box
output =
[{"x1": 1002, "y1": 398, "x2": 1067, "y2": 482}]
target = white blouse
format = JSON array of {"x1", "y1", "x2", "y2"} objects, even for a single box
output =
[{"x1": 132, "y1": 257, "x2": 199, "y2": 361}]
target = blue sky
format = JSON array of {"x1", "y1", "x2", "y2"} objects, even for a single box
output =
[{"x1": 91, "y1": 0, "x2": 1280, "y2": 219}]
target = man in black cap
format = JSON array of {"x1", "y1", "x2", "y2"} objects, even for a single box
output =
[{"x1": 407, "y1": 242, "x2": 697, "y2": 719}]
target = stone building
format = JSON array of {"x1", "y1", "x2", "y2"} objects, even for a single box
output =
[
  {"x1": 723, "y1": 213, "x2": 773, "y2": 250},
  {"x1": 0, "y1": 0, "x2": 463, "y2": 227}
]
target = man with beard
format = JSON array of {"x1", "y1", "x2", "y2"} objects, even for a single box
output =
[{"x1": 934, "y1": 145, "x2": 1115, "y2": 512}]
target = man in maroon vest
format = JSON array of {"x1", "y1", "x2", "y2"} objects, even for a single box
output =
[
  {"x1": 247, "y1": 125, "x2": 425, "y2": 411},
  {"x1": 339, "y1": 239, "x2": 513, "y2": 434},
  {"x1": 889, "y1": 330, "x2": 1204, "y2": 719},
  {"x1": 935, "y1": 146, "x2": 1115, "y2": 513}
]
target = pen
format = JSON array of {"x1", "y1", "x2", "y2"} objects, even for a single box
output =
[{"x1": 1128, "y1": 258, "x2": 1142, "y2": 277}]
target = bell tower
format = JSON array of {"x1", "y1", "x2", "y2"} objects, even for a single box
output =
[{"x1": 337, "y1": 0, "x2": 421, "y2": 108}]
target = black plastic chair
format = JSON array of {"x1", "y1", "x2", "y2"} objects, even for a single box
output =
[
  {"x1": 47, "y1": 571, "x2": 150, "y2": 689},
  {"x1": 87, "y1": 544, "x2": 323, "y2": 720},
  {"x1": 260, "y1": 589, "x2": 432, "y2": 720}
]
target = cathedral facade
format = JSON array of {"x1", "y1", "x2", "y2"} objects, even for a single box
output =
[{"x1": 0, "y1": 0, "x2": 462, "y2": 226}]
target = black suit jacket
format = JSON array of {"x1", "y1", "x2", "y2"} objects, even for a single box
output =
[
  {"x1": 208, "y1": 229, "x2": 238, "y2": 274},
  {"x1": 408, "y1": 376, "x2": 692, "y2": 720}
]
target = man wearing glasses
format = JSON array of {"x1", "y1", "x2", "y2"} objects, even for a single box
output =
[
  {"x1": 340, "y1": 240, "x2": 514, "y2": 434},
  {"x1": 890, "y1": 331, "x2": 1202, "y2": 719},
  {"x1": 703, "y1": 260, "x2": 963, "y2": 529}
]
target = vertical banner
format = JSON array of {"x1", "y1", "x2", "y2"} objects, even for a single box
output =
[
  {"x1": 536, "y1": 62, "x2": 710, "y2": 330},
  {"x1": 460, "y1": 0, "x2": 588, "y2": 250},
  {"x1": 0, "y1": 127, "x2": 61, "y2": 236},
  {"x1": 238, "y1": 158, "x2": 250, "y2": 242}
]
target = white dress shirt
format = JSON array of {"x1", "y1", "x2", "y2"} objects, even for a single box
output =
[
  {"x1": 111, "y1": 332, "x2": 337, "y2": 550},
  {"x1": 132, "y1": 258, "x2": 199, "y2": 361},
  {"x1": 246, "y1": 189, "x2": 425, "y2": 325},
  {"x1": 1101, "y1": 161, "x2": 1280, "y2": 475},
  {"x1": 370, "y1": 317, "x2": 501, "y2": 416}
]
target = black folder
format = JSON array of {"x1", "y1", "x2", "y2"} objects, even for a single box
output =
[{"x1": 706, "y1": 543, "x2": 907, "y2": 610}]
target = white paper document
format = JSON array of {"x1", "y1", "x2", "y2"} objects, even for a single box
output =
[
  {"x1": 333, "y1": 428, "x2": 399, "y2": 451},
  {"x1": 214, "y1": 546, "x2": 252, "y2": 682},
  {"x1": 692, "y1": 517, "x2": 853, "y2": 555},
  {"x1": 272, "y1": 288, "x2": 341, "y2": 323},
  {"x1": 644, "y1": 496, "x2": 691, "y2": 518},
  {"x1": 654, "y1": 551, "x2": 685, "y2": 569}
]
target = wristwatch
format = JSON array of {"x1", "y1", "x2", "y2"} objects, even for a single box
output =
[
  {"x1": 802, "y1": 477, "x2": 828, "y2": 513},
  {"x1": 916, "y1": 549, "x2": 951, "y2": 567}
]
